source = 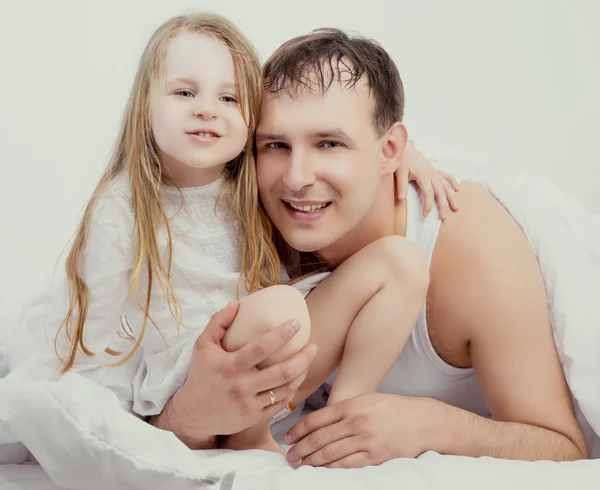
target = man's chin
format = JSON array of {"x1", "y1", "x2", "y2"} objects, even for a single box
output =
[{"x1": 281, "y1": 231, "x2": 331, "y2": 254}]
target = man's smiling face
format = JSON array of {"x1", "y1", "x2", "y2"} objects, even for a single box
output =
[{"x1": 256, "y1": 78, "x2": 389, "y2": 256}]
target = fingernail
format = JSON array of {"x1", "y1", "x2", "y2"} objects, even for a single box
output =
[
  {"x1": 288, "y1": 320, "x2": 300, "y2": 332},
  {"x1": 399, "y1": 192, "x2": 406, "y2": 199},
  {"x1": 284, "y1": 434, "x2": 292, "y2": 444},
  {"x1": 312, "y1": 344, "x2": 318, "y2": 356}
]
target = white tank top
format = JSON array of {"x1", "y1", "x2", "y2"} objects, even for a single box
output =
[{"x1": 310, "y1": 184, "x2": 491, "y2": 417}]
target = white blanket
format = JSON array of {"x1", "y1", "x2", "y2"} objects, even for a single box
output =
[
  {"x1": 1, "y1": 157, "x2": 599, "y2": 488},
  {"x1": 0, "y1": 374, "x2": 599, "y2": 490}
]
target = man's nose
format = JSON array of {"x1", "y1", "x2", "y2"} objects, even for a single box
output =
[{"x1": 283, "y1": 150, "x2": 316, "y2": 192}]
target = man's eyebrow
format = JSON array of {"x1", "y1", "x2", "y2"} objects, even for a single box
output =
[
  {"x1": 255, "y1": 129, "x2": 355, "y2": 144},
  {"x1": 308, "y1": 129, "x2": 352, "y2": 140},
  {"x1": 255, "y1": 133, "x2": 286, "y2": 143}
]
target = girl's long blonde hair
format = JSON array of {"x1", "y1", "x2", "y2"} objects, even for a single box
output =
[{"x1": 57, "y1": 12, "x2": 280, "y2": 373}]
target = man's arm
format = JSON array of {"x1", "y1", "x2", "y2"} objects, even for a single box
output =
[
  {"x1": 427, "y1": 399, "x2": 584, "y2": 460},
  {"x1": 428, "y1": 181, "x2": 587, "y2": 460}
]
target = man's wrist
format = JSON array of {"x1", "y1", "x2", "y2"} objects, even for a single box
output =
[
  {"x1": 422, "y1": 397, "x2": 489, "y2": 457},
  {"x1": 151, "y1": 388, "x2": 218, "y2": 450},
  {"x1": 417, "y1": 397, "x2": 462, "y2": 455}
]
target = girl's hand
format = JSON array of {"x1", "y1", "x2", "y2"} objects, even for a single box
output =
[{"x1": 395, "y1": 142, "x2": 460, "y2": 220}]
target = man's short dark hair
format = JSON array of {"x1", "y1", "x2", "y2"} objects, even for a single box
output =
[{"x1": 263, "y1": 28, "x2": 405, "y2": 136}]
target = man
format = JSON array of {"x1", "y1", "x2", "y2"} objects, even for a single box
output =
[{"x1": 152, "y1": 29, "x2": 587, "y2": 466}]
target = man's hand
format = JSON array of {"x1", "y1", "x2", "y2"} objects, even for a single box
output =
[
  {"x1": 150, "y1": 301, "x2": 318, "y2": 448},
  {"x1": 284, "y1": 393, "x2": 438, "y2": 468}
]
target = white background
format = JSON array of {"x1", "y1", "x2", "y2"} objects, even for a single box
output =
[{"x1": 1, "y1": 0, "x2": 599, "y2": 319}]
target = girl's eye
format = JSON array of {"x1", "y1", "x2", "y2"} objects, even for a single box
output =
[
  {"x1": 177, "y1": 90, "x2": 194, "y2": 98},
  {"x1": 221, "y1": 95, "x2": 238, "y2": 103}
]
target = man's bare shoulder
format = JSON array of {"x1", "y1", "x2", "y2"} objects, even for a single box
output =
[
  {"x1": 435, "y1": 180, "x2": 531, "y2": 268},
  {"x1": 426, "y1": 181, "x2": 535, "y2": 366}
]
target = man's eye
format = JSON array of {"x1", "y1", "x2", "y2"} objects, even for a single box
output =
[
  {"x1": 322, "y1": 141, "x2": 342, "y2": 149},
  {"x1": 177, "y1": 90, "x2": 194, "y2": 98}
]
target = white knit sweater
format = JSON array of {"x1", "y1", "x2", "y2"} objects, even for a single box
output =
[{"x1": 9, "y1": 174, "x2": 248, "y2": 414}]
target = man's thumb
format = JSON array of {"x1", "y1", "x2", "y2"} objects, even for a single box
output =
[{"x1": 200, "y1": 301, "x2": 240, "y2": 345}]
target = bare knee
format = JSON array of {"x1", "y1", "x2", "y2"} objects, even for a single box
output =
[{"x1": 222, "y1": 285, "x2": 311, "y2": 368}]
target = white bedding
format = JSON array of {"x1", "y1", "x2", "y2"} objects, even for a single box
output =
[
  {"x1": 1, "y1": 451, "x2": 599, "y2": 490},
  {"x1": 1, "y1": 464, "x2": 65, "y2": 490},
  {"x1": 1, "y1": 154, "x2": 599, "y2": 489}
]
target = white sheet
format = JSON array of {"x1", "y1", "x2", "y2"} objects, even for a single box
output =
[
  {"x1": 1, "y1": 452, "x2": 599, "y2": 490},
  {"x1": 1, "y1": 155, "x2": 599, "y2": 489}
]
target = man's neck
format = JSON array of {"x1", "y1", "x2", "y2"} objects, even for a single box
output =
[{"x1": 316, "y1": 181, "x2": 408, "y2": 268}]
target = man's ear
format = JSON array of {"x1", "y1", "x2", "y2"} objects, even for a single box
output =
[{"x1": 380, "y1": 122, "x2": 408, "y2": 176}]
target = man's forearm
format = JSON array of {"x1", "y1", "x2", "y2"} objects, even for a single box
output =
[
  {"x1": 426, "y1": 399, "x2": 587, "y2": 461},
  {"x1": 149, "y1": 391, "x2": 217, "y2": 450}
]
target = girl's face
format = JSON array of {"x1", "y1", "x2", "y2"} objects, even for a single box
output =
[{"x1": 150, "y1": 32, "x2": 248, "y2": 186}]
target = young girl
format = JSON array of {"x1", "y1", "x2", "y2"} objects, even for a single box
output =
[{"x1": 15, "y1": 13, "x2": 458, "y2": 454}]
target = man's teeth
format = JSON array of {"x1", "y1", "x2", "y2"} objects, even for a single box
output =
[{"x1": 289, "y1": 202, "x2": 328, "y2": 212}]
